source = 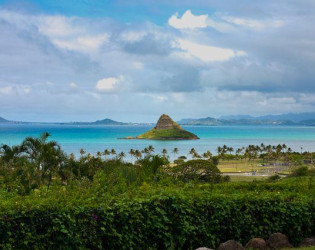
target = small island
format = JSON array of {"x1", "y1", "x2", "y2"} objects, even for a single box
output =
[{"x1": 124, "y1": 114, "x2": 199, "y2": 140}]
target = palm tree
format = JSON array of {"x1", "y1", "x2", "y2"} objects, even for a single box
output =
[
  {"x1": 129, "y1": 149, "x2": 135, "y2": 162},
  {"x1": 96, "y1": 151, "x2": 102, "y2": 159},
  {"x1": 189, "y1": 148, "x2": 196, "y2": 158},
  {"x1": 222, "y1": 145, "x2": 228, "y2": 155},
  {"x1": 217, "y1": 146, "x2": 222, "y2": 156},
  {"x1": 103, "y1": 149, "x2": 110, "y2": 160},
  {"x1": 235, "y1": 148, "x2": 243, "y2": 160},
  {"x1": 148, "y1": 145, "x2": 155, "y2": 154},
  {"x1": 118, "y1": 152, "x2": 125, "y2": 161},
  {"x1": 203, "y1": 150, "x2": 212, "y2": 159},
  {"x1": 21, "y1": 132, "x2": 64, "y2": 191},
  {"x1": 192, "y1": 152, "x2": 200, "y2": 159},
  {"x1": 162, "y1": 148, "x2": 168, "y2": 159},
  {"x1": 172, "y1": 148, "x2": 179, "y2": 159},
  {"x1": 227, "y1": 147, "x2": 234, "y2": 155},
  {"x1": 0, "y1": 144, "x2": 21, "y2": 162},
  {"x1": 111, "y1": 149, "x2": 116, "y2": 159},
  {"x1": 142, "y1": 147, "x2": 150, "y2": 156},
  {"x1": 134, "y1": 150, "x2": 142, "y2": 160},
  {"x1": 79, "y1": 148, "x2": 86, "y2": 157},
  {"x1": 282, "y1": 144, "x2": 287, "y2": 154}
]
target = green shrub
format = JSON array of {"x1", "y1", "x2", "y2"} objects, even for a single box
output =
[
  {"x1": 171, "y1": 159, "x2": 223, "y2": 183},
  {"x1": 289, "y1": 166, "x2": 309, "y2": 177},
  {"x1": 268, "y1": 174, "x2": 281, "y2": 182},
  {"x1": 0, "y1": 190, "x2": 313, "y2": 249}
]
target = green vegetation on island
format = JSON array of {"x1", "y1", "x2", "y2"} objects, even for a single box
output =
[{"x1": 135, "y1": 114, "x2": 199, "y2": 140}]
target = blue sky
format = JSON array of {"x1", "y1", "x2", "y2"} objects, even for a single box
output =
[{"x1": 0, "y1": 0, "x2": 315, "y2": 122}]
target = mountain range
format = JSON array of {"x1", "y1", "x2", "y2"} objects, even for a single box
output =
[
  {"x1": 0, "y1": 117, "x2": 127, "y2": 125},
  {"x1": 220, "y1": 112, "x2": 315, "y2": 122},
  {"x1": 1, "y1": 112, "x2": 315, "y2": 126},
  {"x1": 178, "y1": 112, "x2": 315, "y2": 126}
]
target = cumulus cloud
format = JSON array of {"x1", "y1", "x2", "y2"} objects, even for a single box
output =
[
  {"x1": 95, "y1": 76, "x2": 124, "y2": 93},
  {"x1": 173, "y1": 39, "x2": 246, "y2": 62},
  {"x1": 0, "y1": 86, "x2": 12, "y2": 95},
  {"x1": 169, "y1": 10, "x2": 285, "y2": 33},
  {"x1": 168, "y1": 10, "x2": 232, "y2": 32},
  {"x1": 52, "y1": 34, "x2": 108, "y2": 53},
  {"x1": 0, "y1": 1, "x2": 314, "y2": 121},
  {"x1": 169, "y1": 10, "x2": 208, "y2": 29},
  {"x1": 222, "y1": 16, "x2": 285, "y2": 30}
]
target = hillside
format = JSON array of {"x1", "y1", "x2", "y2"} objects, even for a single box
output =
[
  {"x1": 134, "y1": 114, "x2": 199, "y2": 140},
  {"x1": 66, "y1": 118, "x2": 127, "y2": 125},
  {"x1": 220, "y1": 112, "x2": 315, "y2": 121},
  {"x1": 178, "y1": 117, "x2": 303, "y2": 126},
  {"x1": 91, "y1": 118, "x2": 127, "y2": 125},
  {"x1": 0, "y1": 117, "x2": 9, "y2": 123}
]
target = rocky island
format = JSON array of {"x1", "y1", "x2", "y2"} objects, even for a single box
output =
[{"x1": 124, "y1": 114, "x2": 199, "y2": 140}]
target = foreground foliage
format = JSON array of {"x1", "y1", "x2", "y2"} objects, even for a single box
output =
[
  {"x1": 0, "y1": 177, "x2": 313, "y2": 249},
  {"x1": 0, "y1": 133, "x2": 314, "y2": 249}
]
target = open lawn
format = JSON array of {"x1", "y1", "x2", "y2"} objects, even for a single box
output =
[
  {"x1": 218, "y1": 159, "x2": 274, "y2": 172},
  {"x1": 227, "y1": 175, "x2": 268, "y2": 182}
]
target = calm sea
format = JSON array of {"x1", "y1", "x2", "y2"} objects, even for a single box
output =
[{"x1": 0, "y1": 124, "x2": 314, "y2": 160}]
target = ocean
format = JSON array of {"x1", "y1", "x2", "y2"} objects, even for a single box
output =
[{"x1": 0, "y1": 124, "x2": 314, "y2": 160}]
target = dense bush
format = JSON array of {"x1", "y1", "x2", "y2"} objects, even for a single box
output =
[
  {"x1": 0, "y1": 177, "x2": 313, "y2": 249},
  {"x1": 170, "y1": 159, "x2": 224, "y2": 183},
  {"x1": 289, "y1": 166, "x2": 309, "y2": 177}
]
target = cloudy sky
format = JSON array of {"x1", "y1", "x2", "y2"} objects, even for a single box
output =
[{"x1": 0, "y1": 0, "x2": 314, "y2": 122}]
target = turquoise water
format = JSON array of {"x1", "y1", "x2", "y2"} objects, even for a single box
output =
[{"x1": 0, "y1": 124, "x2": 314, "y2": 160}]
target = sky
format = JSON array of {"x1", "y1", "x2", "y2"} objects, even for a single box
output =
[{"x1": 0, "y1": 0, "x2": 315, "y2": 122}]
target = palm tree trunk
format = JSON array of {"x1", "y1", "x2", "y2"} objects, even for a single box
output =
[{"x1": 47, "y1": 172, "x2": 52, "y2": 192}]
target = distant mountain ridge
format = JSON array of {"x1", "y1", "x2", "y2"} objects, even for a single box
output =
[
  {"x1": 1, "y1": 111, "x2": 315, "y2": 126},
  {"x1": 220, "y1": 112, "x2": 315, "y2": 122},
  {"x1": 68, "y1": 118, "x2": 127, "y2": 125},
  {"x1": 0, "y1": 116, "x2": 127, "y2": 125},
  {"x1": 178, "y1": 112, "x2": 315, "y2": 126},
  {"x1": 0, "y1": 117, "x2": 9, "y2": 123}
]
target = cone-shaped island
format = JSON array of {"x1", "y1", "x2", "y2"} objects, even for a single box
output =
[{"x1": 125, "y1": 114, "x2": 199, "y2": 140}]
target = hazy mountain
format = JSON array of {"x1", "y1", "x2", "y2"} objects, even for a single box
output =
[
  {"x1": 220, "y1": 115, "x2": 254, "y2": 120},
  {"x1": 92, "y1": 119, "x2": 127, "y2": 125},
  {"x1": 220, "y1": 112, "x2": 315, "y2": 122},
  {"x1": 66, "y1": 118, "x2": 127, "y2": 125},
  {"x1": 299, "y1": 119, "x2": 315, "y2": 126},
  {"x1": 0, "y1": 117, "x2": 9, "y2": 123},
  {"x1": 178, "y1": 117, "x2": 297, "y2": 126},
  {"x1": 178, "y1": 117, "x2": 221, "y2": 125}
]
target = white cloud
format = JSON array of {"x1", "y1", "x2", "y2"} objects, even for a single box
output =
[
  {"x1": 0, "y1": 86, "x2": 13, "y2": 95},
  {"x1": 0, "y1": 85, "x2": 31, "y2": 95},
  {"x1": 52, "y1": 34, "x2": 108, "y2": 53},
  {"x1": 173, "y1": 39, "x2": 246, "y2": 62},
  {"x1": 168, "y1": 10, "x2": 284, "y2": 32},
  {"x1": 168, "y1": 10, "x2": 233, "y2": 32},
  {"x1": 38, "y1": 16, "x2": 82, "y2": 37},
  {"x1": 169, "y1": 10, "x2": 208, "y2": 29},
  {"x1": 70, "y1": 82, "x2": 77, "y2": 88},
  {"x1": 222, "y1": 16, "x2": 285, "y2": 30},
  {"x1": 120, "y1": 31, "x2": 147, "y2": 41},
  {"x1": 155, "y1": 95, "x2": 168, "y2": 102},
  {"x1": 95, "y1": 76, "x2": 124, "y2": 92}
]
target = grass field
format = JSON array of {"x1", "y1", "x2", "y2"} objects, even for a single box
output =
[
  {"x1": 218, "y1": 159, "x2": 270, "y2": 172},
  {"x1": 227, "y1": 175, "x2": 268, "y2": 182}
]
